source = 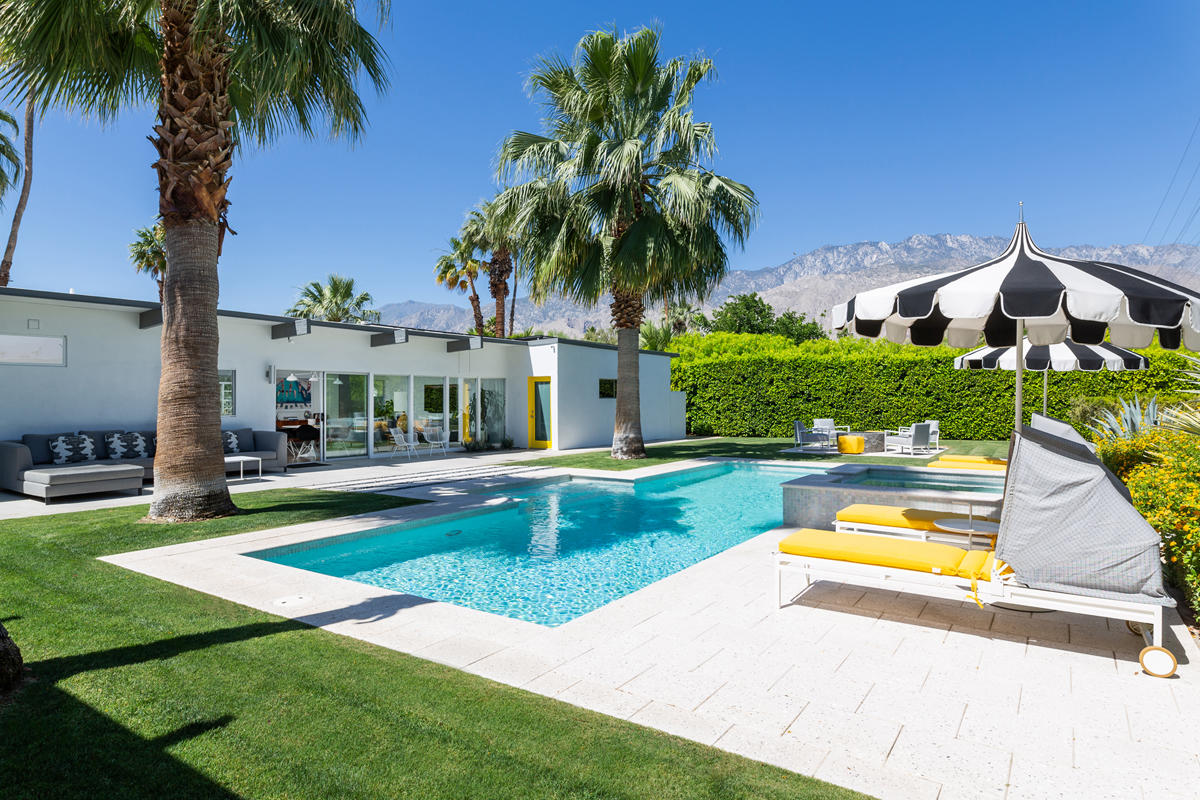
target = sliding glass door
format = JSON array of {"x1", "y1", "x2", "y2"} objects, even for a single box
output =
[{"x1": 325, "y1": 372, "x2": 368, "y2": 458}]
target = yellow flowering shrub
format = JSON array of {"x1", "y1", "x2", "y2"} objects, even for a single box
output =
[
  {"x1": 1094, "y1": 428, "x2": 1175, "y2": 480},
  {"x1": 1125, "y1": 432, "x2": 1200, "y2": 615}
]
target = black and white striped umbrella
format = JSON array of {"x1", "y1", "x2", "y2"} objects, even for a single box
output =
[
  {"x1": 955, "y1": 338, "x2": 1148, "y2": 415},
  {"x1": 832, "y1": 221, "x2": 1200, "y2": 351},
  {"x1": 831, "y1": 216, "x2": 1196, "y2": 429},
  {"x1": 954, "y1": 338, "x2": 1149, "y2": 372}
]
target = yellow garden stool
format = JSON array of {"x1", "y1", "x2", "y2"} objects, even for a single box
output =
[{"x1": 837, "y1": 434, "x2": 865, "y2": 454}]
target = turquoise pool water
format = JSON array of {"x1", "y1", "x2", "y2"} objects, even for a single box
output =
[
  {"x1": 251, "y1": 462, "x2": 822, "y2": 626},
  {"x1": 845, "y1": 469, "x2": 1004, "y2": 494}
]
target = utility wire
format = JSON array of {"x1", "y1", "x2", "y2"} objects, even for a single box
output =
[{"x1": 1146, "y1": 112, "x2": 1200, "y2": 244}]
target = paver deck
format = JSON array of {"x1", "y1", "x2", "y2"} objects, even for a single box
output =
[{"x1": 99, "y1": 462, "x2": 1200, "y2": 800}]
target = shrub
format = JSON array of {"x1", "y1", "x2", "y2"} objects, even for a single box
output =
[
  {"x1": 1094, "y1": 429, "x2": 1173, "y2": 480},
  {"x1": 671, "y1": 344, "x2": 1193, "y2": 440},
  {"x1": 1067, "y1": 395, "x2": 1116, "y2": 429},
  {"x1": 1124, "y1": 433, "x2": 1200, "y2": 616}
]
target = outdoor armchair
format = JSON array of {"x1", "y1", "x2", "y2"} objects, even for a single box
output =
[
  {"x1": 793, "y1": 420, "x2": 834, "y2": 450},
  {"x1": 885, "y1": 422, "x2": 932, "y2": 455}
]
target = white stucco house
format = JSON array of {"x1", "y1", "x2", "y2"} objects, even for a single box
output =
[{"x1": 0, "y1": 287, "x2": 686, "y2": 463}]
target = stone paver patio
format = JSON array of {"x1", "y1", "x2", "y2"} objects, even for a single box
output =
[{"x1": 98, "y1": 462, "x2": 1200, "y2": 800}]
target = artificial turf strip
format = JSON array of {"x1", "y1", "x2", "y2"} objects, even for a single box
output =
[
  {"x1": 0, "y1": 488, "x2": 865, "y2": 800},
  {"x1": 515, "y1": 436, "x2": 1012, "y2": 470}
]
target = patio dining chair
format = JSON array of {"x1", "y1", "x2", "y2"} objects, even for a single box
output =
[
  {"x1": 389, "y1": 427, "x2": 419, "y2": 460},
  {"x1": 885, "y1": 422, "x2": 931, "y2": 455},
  {"x1": 420, "y1": 426, "x2": 449, "y2": 456}
]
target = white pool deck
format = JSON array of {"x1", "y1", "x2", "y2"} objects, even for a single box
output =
[{"x1": 91, "y1": 457, "x2": 1200, "y2": 800}]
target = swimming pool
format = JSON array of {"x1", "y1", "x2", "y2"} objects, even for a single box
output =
[
  {"x1": 250, "y1": 462, "x2": 823, "y2": 626},
  {"x1": 844, "y1": 470, "x2": 1005, "y2": 493}
]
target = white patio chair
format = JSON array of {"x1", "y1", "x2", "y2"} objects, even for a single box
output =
[
  {"x1": 420, "y1": 426, "x2": 449, "y2": 455},
  {"x1": 793, "y1": 420, "x2": 835, "y2": 450},
  {"x1": 812, "y1": 418, "x2": 850, "y2": 439},
  {"x1": 389, "y1": 427, "x2": 418, "y2": 460},
  {"x1": 884, "y1": 422, "x2": 931, "y2": 455},
  {"x1": 925, "y1": 419, "x2": 940, "y2": 451}
]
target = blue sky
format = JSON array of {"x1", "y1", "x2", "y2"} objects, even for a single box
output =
[{"x1": 8, "y1": 0, "x2": 1200, "y2": 312}]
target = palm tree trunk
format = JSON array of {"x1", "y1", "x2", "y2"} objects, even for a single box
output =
[
  {"x1": 150, "y1": 221, "x2": 236, "y2": 519},
  {"x1": 0, "y1": 91, "x2": 35, "y2": 288},
  {"x1": 508, "y1": 270, "x2": 518, "y2": 336},
  {"x1": 148, "y1": 0, "x2": 236, "y2": 520},
  {"x1": 0, "y1": 620, "x2": 22, "y2": 693},
  {"x1": 488, "y1": 250, "x2": 510, "y2": 338},
  {"x1": 156, "y1": 278, "x2": 164, "y2": 302},
  {"x1": 610, "y1": 288, "x2": 646, "y2": 459},
  {"x1": 466, "y1": 273, "x2": 485, "y2": 334}
]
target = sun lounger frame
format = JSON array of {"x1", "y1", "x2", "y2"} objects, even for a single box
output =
[
  {"x1": 774, "y1": 551, "x2": 1166, "y2": 649},
  {"x1": 832, "y1": 520, "x2": 996, "y2": 549}
]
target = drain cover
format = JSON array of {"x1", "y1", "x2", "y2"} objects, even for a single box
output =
[{"x1": 273, "y1": 595, "x2": 310, "y2": 607}]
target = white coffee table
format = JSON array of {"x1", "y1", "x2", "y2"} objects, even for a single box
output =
[
  {"x1": 224, "y1": 455, "x2": 262, "y2": 481},
  {"x1": 933, "y1": 517, "x2": 1000, "y2": 547}
]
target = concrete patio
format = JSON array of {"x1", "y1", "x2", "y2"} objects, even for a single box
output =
[{"x1": 97, "y1": 462, "x2": 1200, "y2": 800}]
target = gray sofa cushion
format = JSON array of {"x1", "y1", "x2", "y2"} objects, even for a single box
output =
[
  {"x1": 22, "y1": 433, "x2": 71, "y2": 465},
  {"x1": 22, "y1": 462, "x2": 144, "y2": 486},
  {"x1": 81, "y1": 429, "x2": 123, "y2": 460},
  {"x1": 230, "y1": 428, "x2": 255, "y2": 452}
]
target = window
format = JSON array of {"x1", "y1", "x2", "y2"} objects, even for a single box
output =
[
  {"x1": 0, "y1": 333, "x2": 66, "y2": 366},
  {"x1": 598, "y1": 378, "x2": 617, "y2": 398},
  {"x1": 218, "y1": 369, "x2": 236, "y2": 416}
]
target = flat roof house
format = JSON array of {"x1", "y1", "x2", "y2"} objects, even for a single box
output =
[{"x1": 0, "y1": 287, "x2": 685, "y2": 468}]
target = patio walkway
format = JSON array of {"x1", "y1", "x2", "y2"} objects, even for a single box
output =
[{"x1": 100, "y1": 462, "x2": 1200, "y2": 800}]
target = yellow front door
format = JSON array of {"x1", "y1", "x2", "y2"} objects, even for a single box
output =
[{"x1": 528, "y1": 376, "x2": 551, "y2": 449}]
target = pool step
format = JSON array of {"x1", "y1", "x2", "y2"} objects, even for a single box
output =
[{"x1": 305, "y1": 465, "x2": 552, "y2": 494}]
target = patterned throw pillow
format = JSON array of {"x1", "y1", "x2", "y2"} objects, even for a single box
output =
[
  {"x1": 222, "y1": 430, "x2": 240, "y2": 454},
  {"x1": 105, "y1": 432, "x2": 149, "y2": 460},
  {"x1": 50, "y1": 434, "x2": 97, "y2": 464}
]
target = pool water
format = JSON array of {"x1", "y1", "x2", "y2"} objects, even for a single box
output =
[
  {"x1": 251, "y1": 463, "x2": 822, "y2": 626},
  {"x1": 845, "y1": 470, "x2": 1004, "y2": 494}
]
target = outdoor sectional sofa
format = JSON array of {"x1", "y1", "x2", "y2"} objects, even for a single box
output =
[{"x1": 0, "y1": 428, "x2": 287, "y2": 502}]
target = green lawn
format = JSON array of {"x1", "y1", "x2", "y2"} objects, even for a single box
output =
[
  {"x1": 516, "y1": 436, "x2": 1010, "y2": 471},
  {"x1": 0, "y1": 488, "x2": 863, "y2": 800}
]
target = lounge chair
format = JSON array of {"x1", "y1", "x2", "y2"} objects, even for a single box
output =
[
  {"x1": 884, "y1": 422, "x2": 932, "y2": 455},
  {"x1": 774, "y1": 426, "x2": 1180, "y2": 678},
  {"x1": 939, "y1": 454, "x2": 1006, "y2": 465},
  {"x1": 792, "y1": 420, "x2": 835, "y2": 451},
  {"x1": 928, "y1": 458, "x2": 1006, "y2": 471},
  {"x1": 834, "y1": 503, "x2": 999, "y2": 548}
]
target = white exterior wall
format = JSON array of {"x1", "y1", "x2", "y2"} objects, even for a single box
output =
[{"x1": 0, "y1": 293, "x2": 686, "y2": 451}]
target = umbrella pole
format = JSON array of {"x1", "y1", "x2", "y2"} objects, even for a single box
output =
[
  {"x1": 1043, "y1": 371, "x2": 1048, "y2": 415},
  {"x1": 1014, "y1": 318, "x2": 1024, "y2": 431}
]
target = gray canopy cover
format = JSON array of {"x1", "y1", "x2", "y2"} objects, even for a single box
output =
[{"x1": 996, "y1": 427, "x2": 1173, "y2": 606}]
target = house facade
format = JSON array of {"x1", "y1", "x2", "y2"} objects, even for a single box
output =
[{"x1": 0, "y1": 287, "x2": 686, "y2": 461}]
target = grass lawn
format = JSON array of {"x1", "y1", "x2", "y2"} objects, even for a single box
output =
[
  {"x1": 0, "y1": 488, "x2": 863, "y2": 800},
  {"x1": 516, "y1": 436, "x2": 1010, "y2": 471}
]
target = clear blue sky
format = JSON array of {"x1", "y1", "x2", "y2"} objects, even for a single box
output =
[{"x1": 7, "y1": 0, "x2": 1199, "y2": 313}]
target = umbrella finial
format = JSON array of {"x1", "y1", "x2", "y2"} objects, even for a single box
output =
[{"x1": 1018, "y1": 201, "x2": 1024, "y2": 223}]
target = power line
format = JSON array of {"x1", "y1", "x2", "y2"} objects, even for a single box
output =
[{"x1": 1144, "y1": 112, "x2": 1200, "y2": 244}]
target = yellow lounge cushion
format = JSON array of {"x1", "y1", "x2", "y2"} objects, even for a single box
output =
[
  {"x1": 835, "y1": 503, "x2": 999, "y2": 532},
  {"x1": 778, "y1": 528, "x2": 993, "y2": 581},
  {"x1": 837, "y1": 435, "x2": 865, "y2": 454},
  {"x1": 928, "y1": 459, "x2": 1007, "y2": 472},
  {"x1": 940, "y1": 454, "x2": 1007, "y2": 465}
]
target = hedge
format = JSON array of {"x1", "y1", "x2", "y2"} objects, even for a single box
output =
[{"x1": 671, "y1": 346, "x2": 1192, "y2": 440}]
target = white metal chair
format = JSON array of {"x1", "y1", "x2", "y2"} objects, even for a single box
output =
[
  {"x1": 388, "y1": 427, "x2": 418, "y2": 460},
  {"x1": 793, "y1": 420, "x2": 835, "y2": 451},
  {"x1": 812, "y1": 418, "x2": 850, "y2": 440},
  {"x1": 420, "y1": 426, "x2": 449, "y2": 455},
  {"x1": 885, "y1": 422, "x2": 931, "y2": 454},
  {"x1": 926, "y1": 419, "x2": 940, "y2": 450}
]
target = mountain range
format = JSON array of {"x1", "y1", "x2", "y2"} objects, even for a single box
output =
[{"x1": 378, "y1": 233, "x2": 1200, "y2": 336}]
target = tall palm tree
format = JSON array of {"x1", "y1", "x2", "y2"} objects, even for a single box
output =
[
  {"x1": 434, "y1": 234, "x2": 486, "y2": 335},
  {"x1": 0, "y1": 0, "x2": 388, "y2": 519},
  {"x1": 497, "y1": 27, "x2": 757, "y2": 458},
  {"x1": 287, "y1": 274, "x2": 381, "y2": 323},
  {"x1": 462, "y1": 198, "x2": 520, "y2": 339},
  {"x1": 0, "y1": 94, "x2": 31, "y2": 287},
  {"x1": 129, "y1": 223, "x2": 167, "y2": 300}
]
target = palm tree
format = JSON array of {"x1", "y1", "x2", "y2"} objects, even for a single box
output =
[
  {"x1": 497, "y1": 27, "x2": 757, "y2": 458},
  {"x1": 0, "y1": 0, "x2": 388, "y2": 519},
  {"x1": 435, "y1": 234, "x2": 486, "y2": 334},
  {"x1": 129, "y1": 223, "x2": 167, "y2": 300},
  {"x1": 287, "y1": 274, "x2": 381, "y2": 323},
  {"x1": 0, "y1": 94, "x2": 31, "y2": 287},
  {"x1": 462, "y1": 198, "x2": 520, "y2": 339}
]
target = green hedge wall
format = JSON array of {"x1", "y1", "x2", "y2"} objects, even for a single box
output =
[{"x1": 672, "y1": 347, "x2": 1192, "y2": 440}]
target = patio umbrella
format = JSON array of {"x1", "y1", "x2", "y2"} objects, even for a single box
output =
[
  {"x1": 954, "y1": 337, "x2": 1148, "y2": 415},
  {"x1": 832, "y1": 213, "x2": 1200, "y2": 428}
]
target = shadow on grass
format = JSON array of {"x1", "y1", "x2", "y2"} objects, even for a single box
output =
[{"x1": 2, "y1": 682, "x2": 243, "y2": 799}]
